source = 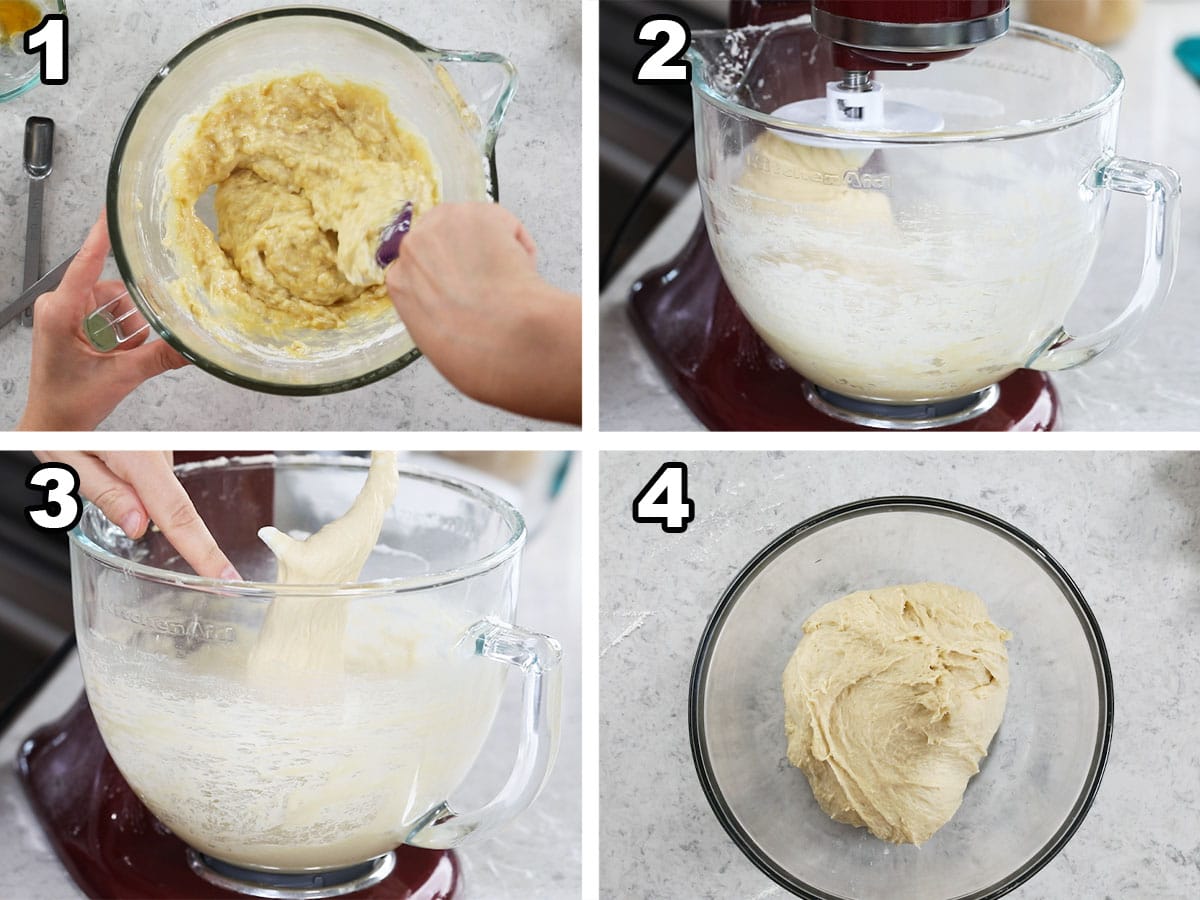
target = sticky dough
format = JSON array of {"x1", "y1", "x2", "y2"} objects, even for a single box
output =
[
  {"x1": 782, "y1": 582, "x2": 1011, "y2": 845},
  {"x1": 738, "y1": 134, "x2": 889, "y2": 218},
  {"x1": 246, "y1": 450, "x2": 400, "y2": 684},
  {"x1": 165, "y1": 73, "x2": 439, "y2": 333},
  {"x1": 80, "y1": 450, "x2": 510, "y2": 870},
  {"x1": 710, "y1": 130, "x2": 1095, "y2": 403}
]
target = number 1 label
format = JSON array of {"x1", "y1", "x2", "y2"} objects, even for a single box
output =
[{"x1": 24, "y1": 13, "x2": 68, "y2": 86}]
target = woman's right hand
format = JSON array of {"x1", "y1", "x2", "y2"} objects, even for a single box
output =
[
  {"x1": 35, "y1": 451, "x2": 239, "y2": 580},
  {"x1": 385, "y1": 203, "x2": 582, "y2": 425}
]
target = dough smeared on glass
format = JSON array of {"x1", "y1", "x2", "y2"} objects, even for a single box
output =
[
  {"x1": 165, "y1": 72, "x2": 439, "y2": 336},
  {"x1": 247, "y1": 450, "x2": 399, "y2": 685},
  {"x1": 782, "y1": 582, "x2": 1010, "y2": 845}
]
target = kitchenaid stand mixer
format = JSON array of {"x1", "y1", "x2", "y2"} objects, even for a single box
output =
[
  {"x1": 629, "y1": 0, "x2": 1180, "y2": 430},
  {"x1": 17, "y1": 455, "x2": 563, "y2": 900}
]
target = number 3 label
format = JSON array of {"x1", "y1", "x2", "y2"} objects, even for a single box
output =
[
  {"x1": 634, "y1": 15, "x2": 691, "y2": 84},
  {"x1": 25, "y1": 463, "x2": 82, "y2": 532},
  {"x1": 632, "y1": 462, "x2": 695, "y2": 534},
  {"x1": 24, "y1": 13, "x2": 69, "y2": 86}
]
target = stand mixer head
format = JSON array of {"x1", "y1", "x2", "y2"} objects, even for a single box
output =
[{"x1": 775, "y1": 1, "x2": 1010, "y2": 133}]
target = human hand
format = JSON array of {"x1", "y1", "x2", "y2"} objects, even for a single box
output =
[
  {"x1": 34, "y1": 451, "x2": 239, "y2": 580},
  {"x1": 17, "y1": 211, "x2": 189, "y2": 431},
  {"x1": 386, "y1": 203, "x2": 581, "y2": 425}
]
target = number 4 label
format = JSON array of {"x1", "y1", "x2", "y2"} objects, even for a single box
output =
[
  {"x1": 25, "y1": 462, "x2": 82, "y2": 532},
  {"x1": 632, "y1": 462, "x2": 695, "y2": 534},
  {"x1": 634, "y1": 15, "x2": 691, "y2": 84},
  {"x1": 24, "y1": 13, "x2": 68, "y2": 86}
]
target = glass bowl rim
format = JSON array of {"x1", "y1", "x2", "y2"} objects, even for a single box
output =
[
  {"x1": 688, "y1": 495, "x2": 1114, "y2": 900},
  {"x1": 69, "y1": 452, "x2": 527, "y2": 597},
  {"x1": 104, "y1": 4, "x2": 504, "y2": 395},
  {"x1": 688, "y1": 17, "x2": 1125, "y2": 146}
]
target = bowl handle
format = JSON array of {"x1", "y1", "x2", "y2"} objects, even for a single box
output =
[
  {"x1": 1027, "y1": 156, "x2": 1181, "y2": 372},
  {"x1": 434, "y1": 51, "x2": 519, "y2": 158},
  {"x1": 405, "y1": 618, "x2": 562, "y2": 849}
]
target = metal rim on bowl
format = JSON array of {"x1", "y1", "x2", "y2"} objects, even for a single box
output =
[
  {"x1": 68, "y1": 453, "x2": 527, "y2": 596},
  {"x1": 104, "y1": 6, "x2": 503, "y2": 396},
  {"x1": 689, "y1": 496, "x2": 1114, "y2": 900}
]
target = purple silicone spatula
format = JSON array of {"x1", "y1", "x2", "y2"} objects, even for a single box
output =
[{"x1": 375, "y1": 201, "x2": 414, "y2": 269}]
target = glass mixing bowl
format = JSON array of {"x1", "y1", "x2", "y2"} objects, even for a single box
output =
[
  {"x1": 690, "y1": 497, "x2": 1112, "y2": 900},
  {"x1": 70, "y1": 454, "x2": 560, "y2": 893},
  {"x1": 107, "y1": 7, "x2": 516, "y2": 394},
  {"x1": 688, "y1": 17, "x2": 1180, "y2": 420}
]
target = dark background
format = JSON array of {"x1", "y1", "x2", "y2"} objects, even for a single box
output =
[
  {"x1": 599, "y1": 1, "x2": 723, "y2": 277},
  {"x1": 0, "y1": 452, "x2": 72, "y2": 720}
]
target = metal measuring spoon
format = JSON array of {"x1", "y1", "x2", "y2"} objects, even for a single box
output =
[{"x1": 21, "y1": 116, "x2": 54, "y2": 328}]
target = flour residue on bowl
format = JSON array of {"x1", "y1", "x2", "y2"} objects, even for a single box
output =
[{"x1": 163, "y1": 71, "x2": 440, "y2": 346}]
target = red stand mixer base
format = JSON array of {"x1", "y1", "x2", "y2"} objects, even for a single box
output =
[
  {"x1": 17, "y1": 691, "x2": 461, "y2": 900},
  {"x1": 628, "y1": 220, "x2": 1059, "y2": 432}
]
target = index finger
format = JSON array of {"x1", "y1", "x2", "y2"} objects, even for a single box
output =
[
  {"x1": 59, "y1": 212, "x2": 112, "y2": 298},
  {"x1": 105, "y1": 452, "x2": 240, "y2": 580}
]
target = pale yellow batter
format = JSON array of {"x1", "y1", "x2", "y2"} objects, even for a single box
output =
[
  {"x1": 782, "y1": 582, "x2": 1010, "y2": 845},
  {"x1": 165, "y1": 73, "x2": 439, "y2": 334}
]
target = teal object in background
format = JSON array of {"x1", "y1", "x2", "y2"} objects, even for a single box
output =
[{"x1": 1177, "y1": 37, "x2": 1200, "y2": 82}]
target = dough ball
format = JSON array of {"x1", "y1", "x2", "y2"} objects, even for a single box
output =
[{"x1": 782, "y1": 582, "x2": 1010, "y2": 845}]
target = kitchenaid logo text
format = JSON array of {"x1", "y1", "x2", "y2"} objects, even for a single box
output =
[
  {"x1": 101, "y1": 598, "x2": 236, "y2": 644},
  {"x1": 746, "y1": 151, "x2": 891, "y2": 190}
]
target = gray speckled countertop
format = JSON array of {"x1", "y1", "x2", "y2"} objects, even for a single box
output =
[
  {"x1": 0, "y1": 0, "x2": 580, "y2": 431},
  {"x1": 0, "y1": 453, "x2": 581, "y2": 899},
  {"x1": 600, "y1": 451, "x2": 1200, "y2": 898},
  {"x1": 600, "y1": 3, "x2": 1200, "y2": 430}
]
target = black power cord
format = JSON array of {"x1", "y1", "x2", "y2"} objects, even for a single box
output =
[{"x1": 599, "y1": 118, "x2": 695, "y2": 291}]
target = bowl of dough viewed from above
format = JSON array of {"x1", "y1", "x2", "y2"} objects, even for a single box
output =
[
  {"x1": 107, "y1": 6, "x2": 516, "y2": 395},
  {"x1": 690, "y1": 497, "x2": 1113, "y2": 900}
]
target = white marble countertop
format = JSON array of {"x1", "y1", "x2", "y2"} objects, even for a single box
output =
[
  {"x1": 600, "y1": 450, "x2": 1200, "y2": 897},
  {"x1": 0, "y1": 453, "x2": 581, "y2": 899},
  {"x1": 600, "y1": 3, "x2": 1200, "y2": 430},
  {"x1": 0, "y1": 0, "x2": 580, "y2": 431}
]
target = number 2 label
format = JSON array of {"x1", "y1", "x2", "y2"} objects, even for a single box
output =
[
  {"x1": 24, "y1": 13, "x2": 68, "y2": 86},
  {"x1": 634, "y1": 16, "x2": 691, "y2": 84},
  {"x1": 632, "y1": 462, "x2": 695, "y2": 534}
]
